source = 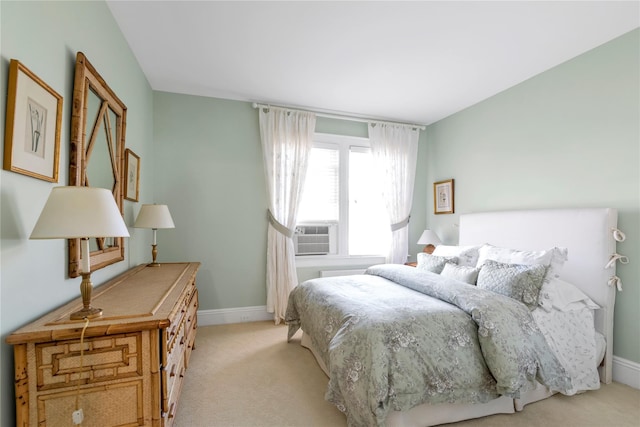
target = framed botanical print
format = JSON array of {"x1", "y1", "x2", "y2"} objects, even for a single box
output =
[
  {"x1": 124, "y1": 148, "x2": 140, "y2": 202},
  {"x1": 434, "y1": 179, "x2": 454, "y2": 214},
  {"x1": 3, "y1": 60, "x2": 63, "y2": 182}
]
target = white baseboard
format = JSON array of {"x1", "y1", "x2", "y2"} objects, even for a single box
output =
[
  {"x1": 198, "y1": 305, "x2": 273, "y2": 326},
  {"x1": 612, "y1": 356, "x2": 640, "y2": 389},
  {"x1": 197, "y1": 306, "x2": 640, "y2": 390}
]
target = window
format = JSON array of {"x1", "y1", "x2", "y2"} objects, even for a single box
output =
[
  {"x1": 297, "y1": 133, "x2": 390, "y2": 257},
  {"x1": 297, "y1": 145, "x2": 339, "y2": 222}
]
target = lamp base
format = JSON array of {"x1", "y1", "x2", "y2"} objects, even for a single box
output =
[
  {"x1": 70, "y1": 272, "x2": 103, "y2": 320},
  {"x1": 70, "y1": 307, "x2": 103, "y2": 320},
  {"x1": 147, "y1": 244, "x2": 161, "y2": 267}
]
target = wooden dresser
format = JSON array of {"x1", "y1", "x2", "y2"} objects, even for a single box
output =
[{"x1": 6, "y1": 262, "x2": 200, "y2": 427}]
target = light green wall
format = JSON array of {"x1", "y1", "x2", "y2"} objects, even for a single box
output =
[
  {"x1": 152, "y1": 94, "x2": 429, "y2": 308},
  {"x1": 426, "y1": 29, "x2": 640, "y2": 363},
  {"x1": 153, "y1": 94, "x2": 268, "y2": 309},
  {"x1": 0, "y1": 1, "x2": 154, "y2": 424}
]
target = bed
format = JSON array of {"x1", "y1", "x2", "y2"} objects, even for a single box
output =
[{"x1": 285, "y1": 208, "x2": 619, "y2": 427}]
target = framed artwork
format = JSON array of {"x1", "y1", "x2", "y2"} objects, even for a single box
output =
[
  {"x1": 434, "y1": 179, "x2": 454, "y2": 214},
  {"x1": 124, "y1": 148, "x2": 140, "y2": 202},
  {"x1": 3, "y1": 60, "x2": 63, "y2": 182}
]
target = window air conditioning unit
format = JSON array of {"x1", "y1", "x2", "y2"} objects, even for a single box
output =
[{"x1": 294, "y1": 223, "x2": 338, "y2": 256}]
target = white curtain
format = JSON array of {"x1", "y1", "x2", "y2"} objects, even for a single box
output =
[
  {"x1": 369, "y1": 123, "x2": 420, "y2": 264},
  {"x1": 259, "y1": 106, "x2": 316, "y2": 324}
]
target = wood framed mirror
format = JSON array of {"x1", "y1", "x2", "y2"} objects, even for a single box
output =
[{"x1": 68, "y1": 52, "x2": 127, "y2": 278}]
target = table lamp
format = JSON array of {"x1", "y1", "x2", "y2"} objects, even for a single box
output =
[
  {"x1": 134, "y1": 204, "x2": 175, "y2": 267},
  {"x1": 417, "y1": 230, "x2": 442, "y2": 254},
  {"x1": 30, "y1": 186, "x2": 130, "y2": 320}
]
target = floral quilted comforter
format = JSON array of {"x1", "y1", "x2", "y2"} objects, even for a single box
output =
[{"x1": 285, "y1": 264, "x2": 571, "y2": 427}]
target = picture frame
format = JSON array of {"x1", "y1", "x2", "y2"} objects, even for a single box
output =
[
  {"x1": 3, "y1": 60, "x2": 63, "y2": 182},
  {"x1": 434, "y1": 179, "x2": 454, "y2": 214},
  {"x1": 124, "y1": 148, "x2": 140, "y2": 202}
]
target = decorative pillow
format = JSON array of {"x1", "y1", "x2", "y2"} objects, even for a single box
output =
[
  {"x1": 476, "y1": 259, "x2": 547, "y2": 309},
  {"x1": 416, "y1": 253, "x2": 458, "y2": 274},
  {"x1": 476, "y1": 244, "x2": 568, "y2": 284},
  {"x1": 432, "y1": 245, "x2": 481, "y2": 267},
  {"x1": 538, "y1": 277, "x2": 600, "y2": 312},
  {"x1": 440, "y1": 264, "x2": 480, "y2": 285}
]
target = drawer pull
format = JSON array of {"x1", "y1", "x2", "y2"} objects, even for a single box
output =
[{"x1": 170, "y1": 365, "x2": 176, "y2": 377}]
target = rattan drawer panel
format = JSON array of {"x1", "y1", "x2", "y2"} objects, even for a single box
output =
[
  {"x1": 36, "y1": 333, "x2": 142, "y2": 391},
  {"x1": 37, "y1": 380, "x2": 146, "y2": 426}
]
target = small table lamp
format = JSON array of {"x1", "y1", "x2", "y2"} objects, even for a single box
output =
[
  {"x1": 30, "y1": 186, "x2": 130, "y2": 320},
  {"x1": 417, "y1": 230, "x2": 442, "y2": 254},
  {"x1": 134, "y1": 204, "x2": 175, "y2": 267}
]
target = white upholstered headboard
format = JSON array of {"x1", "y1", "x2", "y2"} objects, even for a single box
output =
[{"x1": 459, "y1": 208, "x2": 618, "y2": 383}]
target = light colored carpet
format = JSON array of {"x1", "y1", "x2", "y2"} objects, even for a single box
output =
[{"x1": 174, "y1": 321, "x2": 640, "y2": 427}]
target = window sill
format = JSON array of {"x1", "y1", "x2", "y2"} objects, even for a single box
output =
[{"x1": 295, "y1": 255, "x2": 385, "y2": 268}]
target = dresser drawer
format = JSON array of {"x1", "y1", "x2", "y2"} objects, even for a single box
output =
[
  {"x1": 161, "y1": 325, "x2": 186, "y2": 414},
  {"x1": 180, "y1": 281, "x2": 196, "y2": 312},
  {"x1": 36, "y1": 332, "x2": 143, "y2": 391},
  {"x1": 24, "y1": 330, "x2": 152, "y2": 426},
  {"x1": 162, "y1": 289, "x2": 198, "y2": 424},
  {"x1": 37, "y1": 379, "x2": 147, "y2": 426},
  {"x1": 162, "y1": 353, "x2": 186, "y2": 426},
  {"x1": 166, "y1": 287, "x2": 194, "y2": 355},
  {"x1": 161, "y1": 282, "x2": 197, "y2": 415},
  {"x1": 163, "y1": 281, "x2": 196, "y2": 361},
  {"x1": 184, "y1": 289, "x2": 198, "y2": 367}
]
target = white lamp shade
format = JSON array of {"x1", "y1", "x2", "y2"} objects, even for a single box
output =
[
  {"x1": 134, "y1": 204, "x2": 175, "y2": 229},
  {"x1": 30, "y1": 187, "x2": 130, "y2": 239},
  {"x1": 417, "y1": 230, "x2": 442, "y2": 246}
]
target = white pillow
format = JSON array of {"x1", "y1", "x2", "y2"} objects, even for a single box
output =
[
  {"x1": 476, "y1": 244, "x2": 568, "y2": 284},
  {"x1": 440, "y1": 264, "x2": 480, "y2": 285},
  {"x1": 538, "y1": 278, "x2": 600, "y2": 312},
  {"x1": 416, "y1": 252, "x2": 458, "y2": 274},
  {"x1": 432, "y1": 245, "x2": 481, "y2": 267}
]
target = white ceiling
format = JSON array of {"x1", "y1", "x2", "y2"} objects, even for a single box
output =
[{"x1": 106, "y1": 1, "x2": 639, "y2": 125}]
